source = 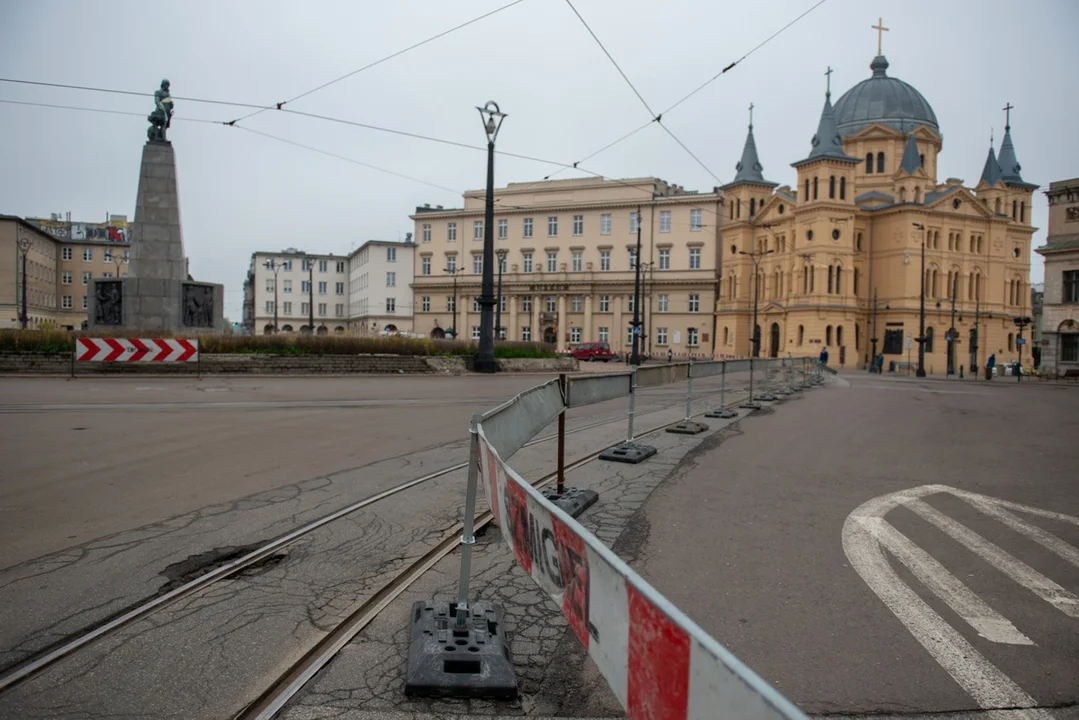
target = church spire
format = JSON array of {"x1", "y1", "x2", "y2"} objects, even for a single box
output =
[
  {"x1": 725, "y1": 103, "x2": 777, "y2": 188},
  {"x1": 997, "y1": 103, "x2": 1027, "y2": 185},
  {"x1": 792, "y1": 78, "x2": 859, "y2": 167},
  {"x1": 979, "y1": 132, "x2": 1002, "y2": 187},
  {"x1": 899, "y1": 132, "x2": 922, "y2": 174}
]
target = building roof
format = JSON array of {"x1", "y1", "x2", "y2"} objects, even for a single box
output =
[
  {"x1": 855, "y1": 190, "x2": 896, "y2": 203},
  {"x1": 923, "y1": 185, "x2": 963, "y2": 205},
  {"x1": 347, "y1": 238, "x2": 415, "y2": 259},
  {"x1": 723, "y1": 123, "x2": 777, "y2": 189},
  {"x1": 833, "y1": 55, "x2": 940, "y2": 137},
  {"x1": 979, "y1": 145, "x2": 1003, "y2": 186},
  {"x1": 899, "y1": 132, "x2": 922, "y2": 174}
]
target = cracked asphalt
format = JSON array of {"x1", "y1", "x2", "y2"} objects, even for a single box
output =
[{"x1": 0, "y1": 369, "x2": 764, "y2": 719}]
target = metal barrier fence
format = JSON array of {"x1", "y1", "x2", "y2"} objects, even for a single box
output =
[{"x1": 407, "y1": 357, "x2": 817, "y2": 717}]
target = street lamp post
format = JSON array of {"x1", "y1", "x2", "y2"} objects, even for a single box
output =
[
  {"x1": 738, "y1": 247, "x2": 774, "y2": 404},
  {"x1": 495, "y1": 249, "x2": 507, "y2": 341},
  {"x1": 630, "y1": 205, "x2": 645, "y2": 366},
  {"x1": 971, "y1": 293, "x2": 981, "y2": 378},
  {"x1": 948, "y1": 273, "x2": 958, "y2": 376},
  {"x1": 870, "y1": 287, "x2": 879, "y2": 373},
  {"x1": 263, "y1": 258, "x2": 281, "y2": 332},
  {"x1": 307, "y1": 258, "x2": 315, "y2": 333},
  {"x1": 474, "y1": 101, "x2": 506, "y2": 373},
  {"x1": 445, "y1": 266, "x2": 464, "y2": 338},
  {"x1": 913, "y1": 223, "x2": 927, "y2": 377},
  {"x1": 16, "y1": 231, "x2": 33, "y2": 329},
  {"x1": 113, "y1": 249, "x2": 130, "y2": 280},
  {"x1": 1014, "y1": 315, "x2": 1032, "y2": 383}
]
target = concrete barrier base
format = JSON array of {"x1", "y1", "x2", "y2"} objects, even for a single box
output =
[
  {"x1": 705, "y1": 408, "x2": 739, "y2": 419},
  {"x1": 599, "y1": 441, "x2": 657, "y2": 464},
  {"x1": 666, "y1": 420, "x2": 709, "y2": 435},
  {"x1": 740, "y1": 400, "x2": 763, "y2": 410},
  {"x1": 541, "y1": 486, "x2": 599, "y2": 518},
  {"x1": 404, "y1": 600, "x2": 517, "y2": 699}
]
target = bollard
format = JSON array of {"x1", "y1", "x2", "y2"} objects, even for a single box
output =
[
  {"x1": 706, "y1": 360, "x2": 738, "y2": 418},
  {"x1": 600, "y1": 367, "x2": 656, "y2": 463},
  {"x1": 667, "y1": 359, "x2": 708, "y2": 434},
  {"x1": 542, "y1": 374, "x2": 598, "y2": 517},
  {"x1": 404, "y1": 413, "x2": 517, "y2": 698}
]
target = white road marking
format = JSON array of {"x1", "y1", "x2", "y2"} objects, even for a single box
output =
[
  {"x1": 843, "y1": 507, "x2": 1047, "y2": 714},
  {"x1": 843, "y1": 484, "x2": 1079, "y2": 718},
  {"x1": 906, "y1": 498, "x2": 1079, "y2": 618},
  {"x1": 950, "y1": 490, "x2": 1079, "y2": 569},
  {"x1": 865, "y1": 516, "x2": 1032, "y2": 645}
]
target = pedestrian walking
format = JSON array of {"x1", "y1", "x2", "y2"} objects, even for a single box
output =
[{"x1": 987, "y1": 353, "x2": 996, "y2": 380}]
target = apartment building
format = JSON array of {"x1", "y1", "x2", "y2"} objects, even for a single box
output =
[
  {"x1": 346, "y1": 239, "x2": 415, "y2": 334},
  {"x1": 409, "y1": 177, "x2": 721, "y2": 354},
  {"x1": 1, "y1": 214, "x2": 132, "y2": 329},
  {"x1": 249, "y1": 248, "x2": 350, "y2": 334}
]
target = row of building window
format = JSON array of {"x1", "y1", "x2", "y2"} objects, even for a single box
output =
[
  {"x1": 423, "y1": 248, "x2": 702, "y2": 275},
  {"x1": 264, "y1": 302, "x2": 351, "y2": 317},
  {"x1": 804, "y1": 175, "x2": 848, "y2": 202},
  {"x1": 56, "y1": 247, "x2": 131, "y2": 263},
  {"x1": 724, "y1": 266, "x2": 860, "y2": 300},
  {"x1": 265, "y1": 280, "x2": 350, "y2": 294},
  {"x1": 421, "y1": 210, "x2": 704, "y2": 243},
  {"x1": 351, "y1": 248, "x2": 397, "y2": 267},
  {"x1": 266, "y1": 259, "x2": 348, "y2": 273},
  {"x1": 418, "y1": 293, "x2": 702, "y2": 315},
  {"x1": 460, "y1": 325, "x2": 702, "y2": 347}
]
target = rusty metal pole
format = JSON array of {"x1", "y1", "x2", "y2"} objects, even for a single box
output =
[{"x1": 556, "y1": 373, "x2": 566, "y2": 495}]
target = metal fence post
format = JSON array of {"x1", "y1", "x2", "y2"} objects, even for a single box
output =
[
  {"x1": 627, "y1": 367, "x2": 637, "y2": 442},
  {"x1": 600, "y1": 367, "x2": 657, "y2": 463},
  {"x1": 684, "y1": 359, "x2": 694, "y2": 421},
  {"x1": 556, "y1": 373, "x2": 566, "y2": 495},
  {"x1": 455, "y1": 412, "x2": 484, "y2": 628}
]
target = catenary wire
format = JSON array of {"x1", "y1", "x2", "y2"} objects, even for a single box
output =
[
  {"x1": 546, "y1": 0, "x2": 829, "y2": 178},
  {"x1": 227, "y1": 0, "x2": 529, "y2": 125},
  {"x1": 0, "y1": 97, "x2": 222, "y2": 123}
]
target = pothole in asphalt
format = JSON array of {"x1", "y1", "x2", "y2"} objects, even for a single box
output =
[{"x1": 159, "y1": 543, "x2": 288, "y2": 592}]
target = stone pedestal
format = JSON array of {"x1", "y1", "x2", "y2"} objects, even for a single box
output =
[{"x1": 89, "y1": 139, "x2": 223, "y2": 332}]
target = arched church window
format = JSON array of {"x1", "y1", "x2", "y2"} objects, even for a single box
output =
[
  {"x1": 813, "y1": 177, "x2": 819, "y2": 200},
  {"x1": 876, "y1": 152, "x2": 885, "y2": 173},
  {"x1": 840, "y1": 177, "x2": 846, "y2": 200},
  {"x1": 825, "y1": 325, "x2": 833, "y2": 346},
  {"x1": 865, "y1": 153, "x2": 873, "y2": 173},
  {"x1": 920, "y1": 153, "x2": 925, "y2": 168},
  {"x1": 1012, "y1": 200, "x2": 1017, "y2": 219},
  {"x1": 750, "y1": 198, "x2": 756, "y2": 216},
  {"x1": 798, "y1": 325, "x2": 804, "y2": 345},
  {"x1": 837, "y1": 326, "x2": 844, "y2": 347},
  {"x1": 829, "y1": 176, "x2": 836, "y2": 199},
  {"x1": 835, "y1": 267, "x2": 842, "y2": 294},
  {"x1": 804, "y1": 179, "x2": 810, "y2": 202},
  {"x1": 995, "y1": 198, "x2": 1001, "y2": 214},
  {"x1": 828, "y1": 266, "x2": 834, "y2": 293},
  {"x1": 1020, "y1": 201, "x2": 1026, "y2": 223}
]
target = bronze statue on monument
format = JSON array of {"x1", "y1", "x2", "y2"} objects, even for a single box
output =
[{"x1": 147, "y1": 79, "x2": 174, "y2": 142}]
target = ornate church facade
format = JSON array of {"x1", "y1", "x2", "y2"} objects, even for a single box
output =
[{"x1": 719, "y1": 44, "x2": 1038, "y2": 373}]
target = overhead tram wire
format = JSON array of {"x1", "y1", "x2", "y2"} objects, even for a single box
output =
[
  {"x1": 546, "y1": 0, "x2": 830, "y2": 179},
  {"x1": 0, "y1": 98, "x2": 223, "y2": 124},
  {"x1": 2, "y1": 80, "x2": 729, "y2": 218},
  {"x1": 227, "y1": 0, "x2": 529, "y2": 125}
]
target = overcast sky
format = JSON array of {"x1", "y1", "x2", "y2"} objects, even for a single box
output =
[{"x1": 2, "y1": 0, "x2": 1076, "y2": 320}]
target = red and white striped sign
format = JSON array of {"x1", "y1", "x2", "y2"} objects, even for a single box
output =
[
  {"x1": 476, "y1": 428, "x2": 804, "y2": 720},
  {"x1": 75, "y1": 338, "x2": 199, "y2": 363}
]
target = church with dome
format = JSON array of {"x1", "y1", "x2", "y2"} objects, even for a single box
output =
[{"x1": 718, "y1": 37, "x2": 1038, "y2": 374}]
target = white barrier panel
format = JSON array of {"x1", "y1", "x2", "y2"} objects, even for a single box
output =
[
  {"x1": 691, "y1": 361, "x2": 725, "y2": 379},
  {"x1": 566, "y1": 372, "x2": 631, "y2": 408},
  {"x1": 476, "y1": 426, "x2": 806, "y2": 720},
  {"x1": 636, "y1": 363, "x2": 690, "y2": 389},
  {"x1": 480, "y1": 379, "x2": 564, "y2": 459}
]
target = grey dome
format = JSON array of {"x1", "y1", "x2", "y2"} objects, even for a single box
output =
[{"x1": 833, "y1": 56, "x2": 939, "y2": 136}]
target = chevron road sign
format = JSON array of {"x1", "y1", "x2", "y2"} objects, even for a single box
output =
[{"x1": 75, "y1": 338, "x2": 199, "y2": 363}]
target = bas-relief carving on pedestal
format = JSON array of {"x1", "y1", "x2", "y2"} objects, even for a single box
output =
[
  {"x1": 182, "y1": 284, "x2": 214, "y2": 328},
  {"x1": 95, "y1": 281, "x2": 123, "y2": 325}
]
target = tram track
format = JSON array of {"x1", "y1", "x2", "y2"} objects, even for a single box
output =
[
  {"x1": 0, "y1": 378, "x2": 759, "y2": 696},
  {"x1": 234, "y1": 388, "x2": 762, "y2": 719}
]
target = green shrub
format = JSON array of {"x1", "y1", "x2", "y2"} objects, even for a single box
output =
[{"x1": 0, "y1": 329, "x2": 558, "y2": 358}]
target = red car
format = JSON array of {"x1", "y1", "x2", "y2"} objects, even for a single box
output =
[{"x1": 571, "y1": 342, "x2": 614, "y2": 362}]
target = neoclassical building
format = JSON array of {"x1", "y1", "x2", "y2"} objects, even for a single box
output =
[{"x1": 409, "y1": 45, "x2": 1037, "y2": 372}]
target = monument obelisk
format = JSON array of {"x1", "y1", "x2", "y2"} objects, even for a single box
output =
[{"x1": 88, "y1": 79, "x2": 223, "y2": 332}]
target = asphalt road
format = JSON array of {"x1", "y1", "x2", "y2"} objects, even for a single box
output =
[
  {"x1": 629, "y1": 374, "x2": 1079, "y2": 717},
  {"x1": 0, "y1": 374, "x2": 551, "y2": 567}
]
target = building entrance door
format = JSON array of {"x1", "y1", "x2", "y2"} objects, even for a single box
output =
[
  {"x1": 769, "y1": 322, "x2": 780, "y2": 358},
  {"x1": 543, "y1": 326, "x2": 557, "y2": 344}
]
